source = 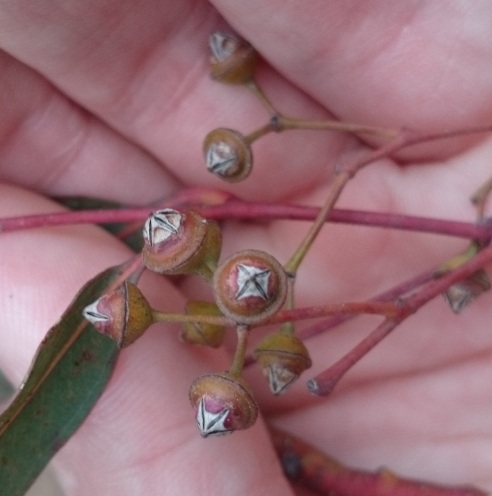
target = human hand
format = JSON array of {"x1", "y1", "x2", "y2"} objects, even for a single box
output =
[{"x1": 1, "y1": 1, "x2": 492, "y2": 494}]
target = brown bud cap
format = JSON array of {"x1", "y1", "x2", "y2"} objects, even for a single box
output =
[
  {"x1": 209, "y1": 31, "x2": 257, "y2": 85},
  {"x1": 254, "y1": 330, "x2": 312, "y2": 395},
  {"x1": 142, "y1": 209, "x2": 221, "y2": 280},
  {"x1": 82, "y1": 282, "x2": 153, "y2": 348},
  {"x1": 212, "y1": 249, "x2": 287, "y2": 325},
  {"x1": 180, "y1": 301, "x2": 226, "y2": 348},
  {"x1": 203, "y1": 128, "x2": 253, "y2": 182},
  {"x1": 189, "y1": 372, "x2": 258, "y2": 437},
  {"x1": 443, "y1": 269, "x2": 491, "y2": 314}
]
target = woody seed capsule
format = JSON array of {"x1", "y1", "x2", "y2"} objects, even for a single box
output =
[
  {"x1": 180, "y1": 300, "x2": 226, "y2": 348},
  {"x1": 212, "y1": 249, "x2": 287, "y2": 325},
  {"x1": 83, "y1": 282, "x2": 153, "y2": 348},
  {"x1": 203, "y1": 128, "x2": 253, "y2": 182},
  {"x1": 254, "y1": 330, "x2": 312, "y2": 395},
  {"x1": 443, "y1": 269, "x2": 491, "y2": 314},
  {"x1": 142, "y1": 208, "x2": 221, "y2": 280},
  {"x1": 189, "y1": 372, "x2": 258, "y2": 437},
  {"x1": 209, "y1": 31, "x2": 258, "y2": 85}
]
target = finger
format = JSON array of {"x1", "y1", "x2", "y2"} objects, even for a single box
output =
[
  {"x1": 0, "y1": 49, "x2": 178, "y2": 203},
  {"x1": 0, "y1": 0, "x2": 352, "y2": 201},
  {"x1": 0, "y1": 184, "x2": 294, "y2": 496},
  {"x1": 211, "y1": 0, "x2": 492, "y2": 160},
  {"x1": 272, "y1": 345, "x2": 492, "y2": 489}
]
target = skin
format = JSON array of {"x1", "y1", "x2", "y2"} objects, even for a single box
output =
[{"x1": 1, "y1": 1, "x2": 492, "y2": 494}]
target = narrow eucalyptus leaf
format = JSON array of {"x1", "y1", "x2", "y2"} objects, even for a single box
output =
[
  {"x1": 0, "y1": 370, "x2": 14, "y2": 404},
  {"x1": 0, "y1": 264, "x2": 127, "y2": 495}
]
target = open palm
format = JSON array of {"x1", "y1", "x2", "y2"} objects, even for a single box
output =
[{"x1": 1, "y1": 1, "x2": 492, "y2": 494}]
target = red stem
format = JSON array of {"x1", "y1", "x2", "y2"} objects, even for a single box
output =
[
  {"x1": 401, "y1": 245, "x2": 492, "y2": 315},
  {"x1": 308, "y1": 244, "x2": 492, "y2": 395},
  {"x1": 298, "y1": 268, "x2": 435, "y2": 340},
  {"x1": 243, "y1": 269, "x2": 435, "y2": 368},
  {"x1": 268, "y1": 301, "x2": 396, "y2": 324},
  {"x1": 201, "y1": 203, "x2": 492, "y2": 242},
  {"x1": 307, "y1": 318, "x2": 398, "y2": 396},
  {"x1": 0, "y1": 203, "x2": 489, "y2": 243},
  {"x1": 270, "y1": 427, "x2": 488, "y2": 496},
  {"x1": 344, "y1": 124, "x2": 492, "y2": 176},
  {"x1": 3, "y1": 124, "x2": 492, "y2": 238},
  {"x1": 0, "y1": 187, "x2": 232, "y2": 234},
  {"x1": 0, "y1": 208, "x2": 150, "y2": 233}
]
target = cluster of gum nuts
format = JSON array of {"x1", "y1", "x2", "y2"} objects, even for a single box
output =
[{"x1": 83, "y1": 32, "x2": 312, "y2": 438}]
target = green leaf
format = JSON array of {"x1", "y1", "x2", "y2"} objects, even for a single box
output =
[
  {"x1": 54, "y1": 195, "x2": 123, "y2": 211},
  {"x1": 0, "y1": 370, "x2": 14, "y2": 404},
  {"x1": 0, "y1": 263, "x2": 129, "y2": 495}
]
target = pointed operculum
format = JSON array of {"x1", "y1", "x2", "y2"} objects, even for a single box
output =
[
  {"x1": 83, "y1": 288, "x2": 125, "y2": 338},
  {"x1": 265, "y1": 363, "x2": 299, "y2": 395},
  {"x1": 203, "y1": 128, "x2": 252, "y2": 182},
  {"x1": 253, "y1": 330, "x2": 312, "y2": 395},
  {"x1": 209, "y1": 31, "x2": 257, "y2": 85},
  {"x1": 82, "y1": 282, "x2": 153, "y2": 348},
  {"x1": 443, "y1": 269, "x2": 491, "y2": 314},
  {"x1": 189, "y1": 373, "x2": 258, "y2": 437},
  {"x1": 195, "y1": 396, "x2": 233, "y2": 438}
]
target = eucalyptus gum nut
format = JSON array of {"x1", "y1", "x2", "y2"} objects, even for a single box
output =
[
  {"x1": 254, "y1": 331, "x2": 312, "y2": 395},
  {"x1": 142, "y1": 209, "x2": 205, "y2": 274},
  {"x1": 209, "y1": 31, "x2": 258, "y2": 85},
  {"x1": 122, "y1": 283, "x2": 155, "y2": 347},
  {"x1": 442, "y1": 269, "x2": 491, "y2": 314},
  {"x1": 203, "y1": 128, "x2": 253, "y2": 182},
  {"x1": 194, "y1": 219, "x2": 222, "y2": 280},
  {"x1": 142, "y1": 209, "x2": 221, "y2": 279},
  {"x1": 212, "y1": 249, "x2": 287, "y2": 325},
  {"x1": 181, "y1": 301, "x2": 226, "y2": 347},
  {"x1": 189, "y1": 372, "x2": 258, "y2": 437},
  {"x1": 82, "y1": 282, "x2": 153, "y2": 348}
]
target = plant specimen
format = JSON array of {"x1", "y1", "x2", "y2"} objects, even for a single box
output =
[{"x1": 1, "y1": 4, "x2": 492, "y2": 496}]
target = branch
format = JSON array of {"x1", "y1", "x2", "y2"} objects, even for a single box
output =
[
  {"x1": 307, "y1": 244, "x2": 492, "y2": 395},
  {"x1": 270, "y1": 427, "x2": 489, "y2": 496},
  {"x1": 1, "y1": 201, "x2": 490, "y2": 243}
]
